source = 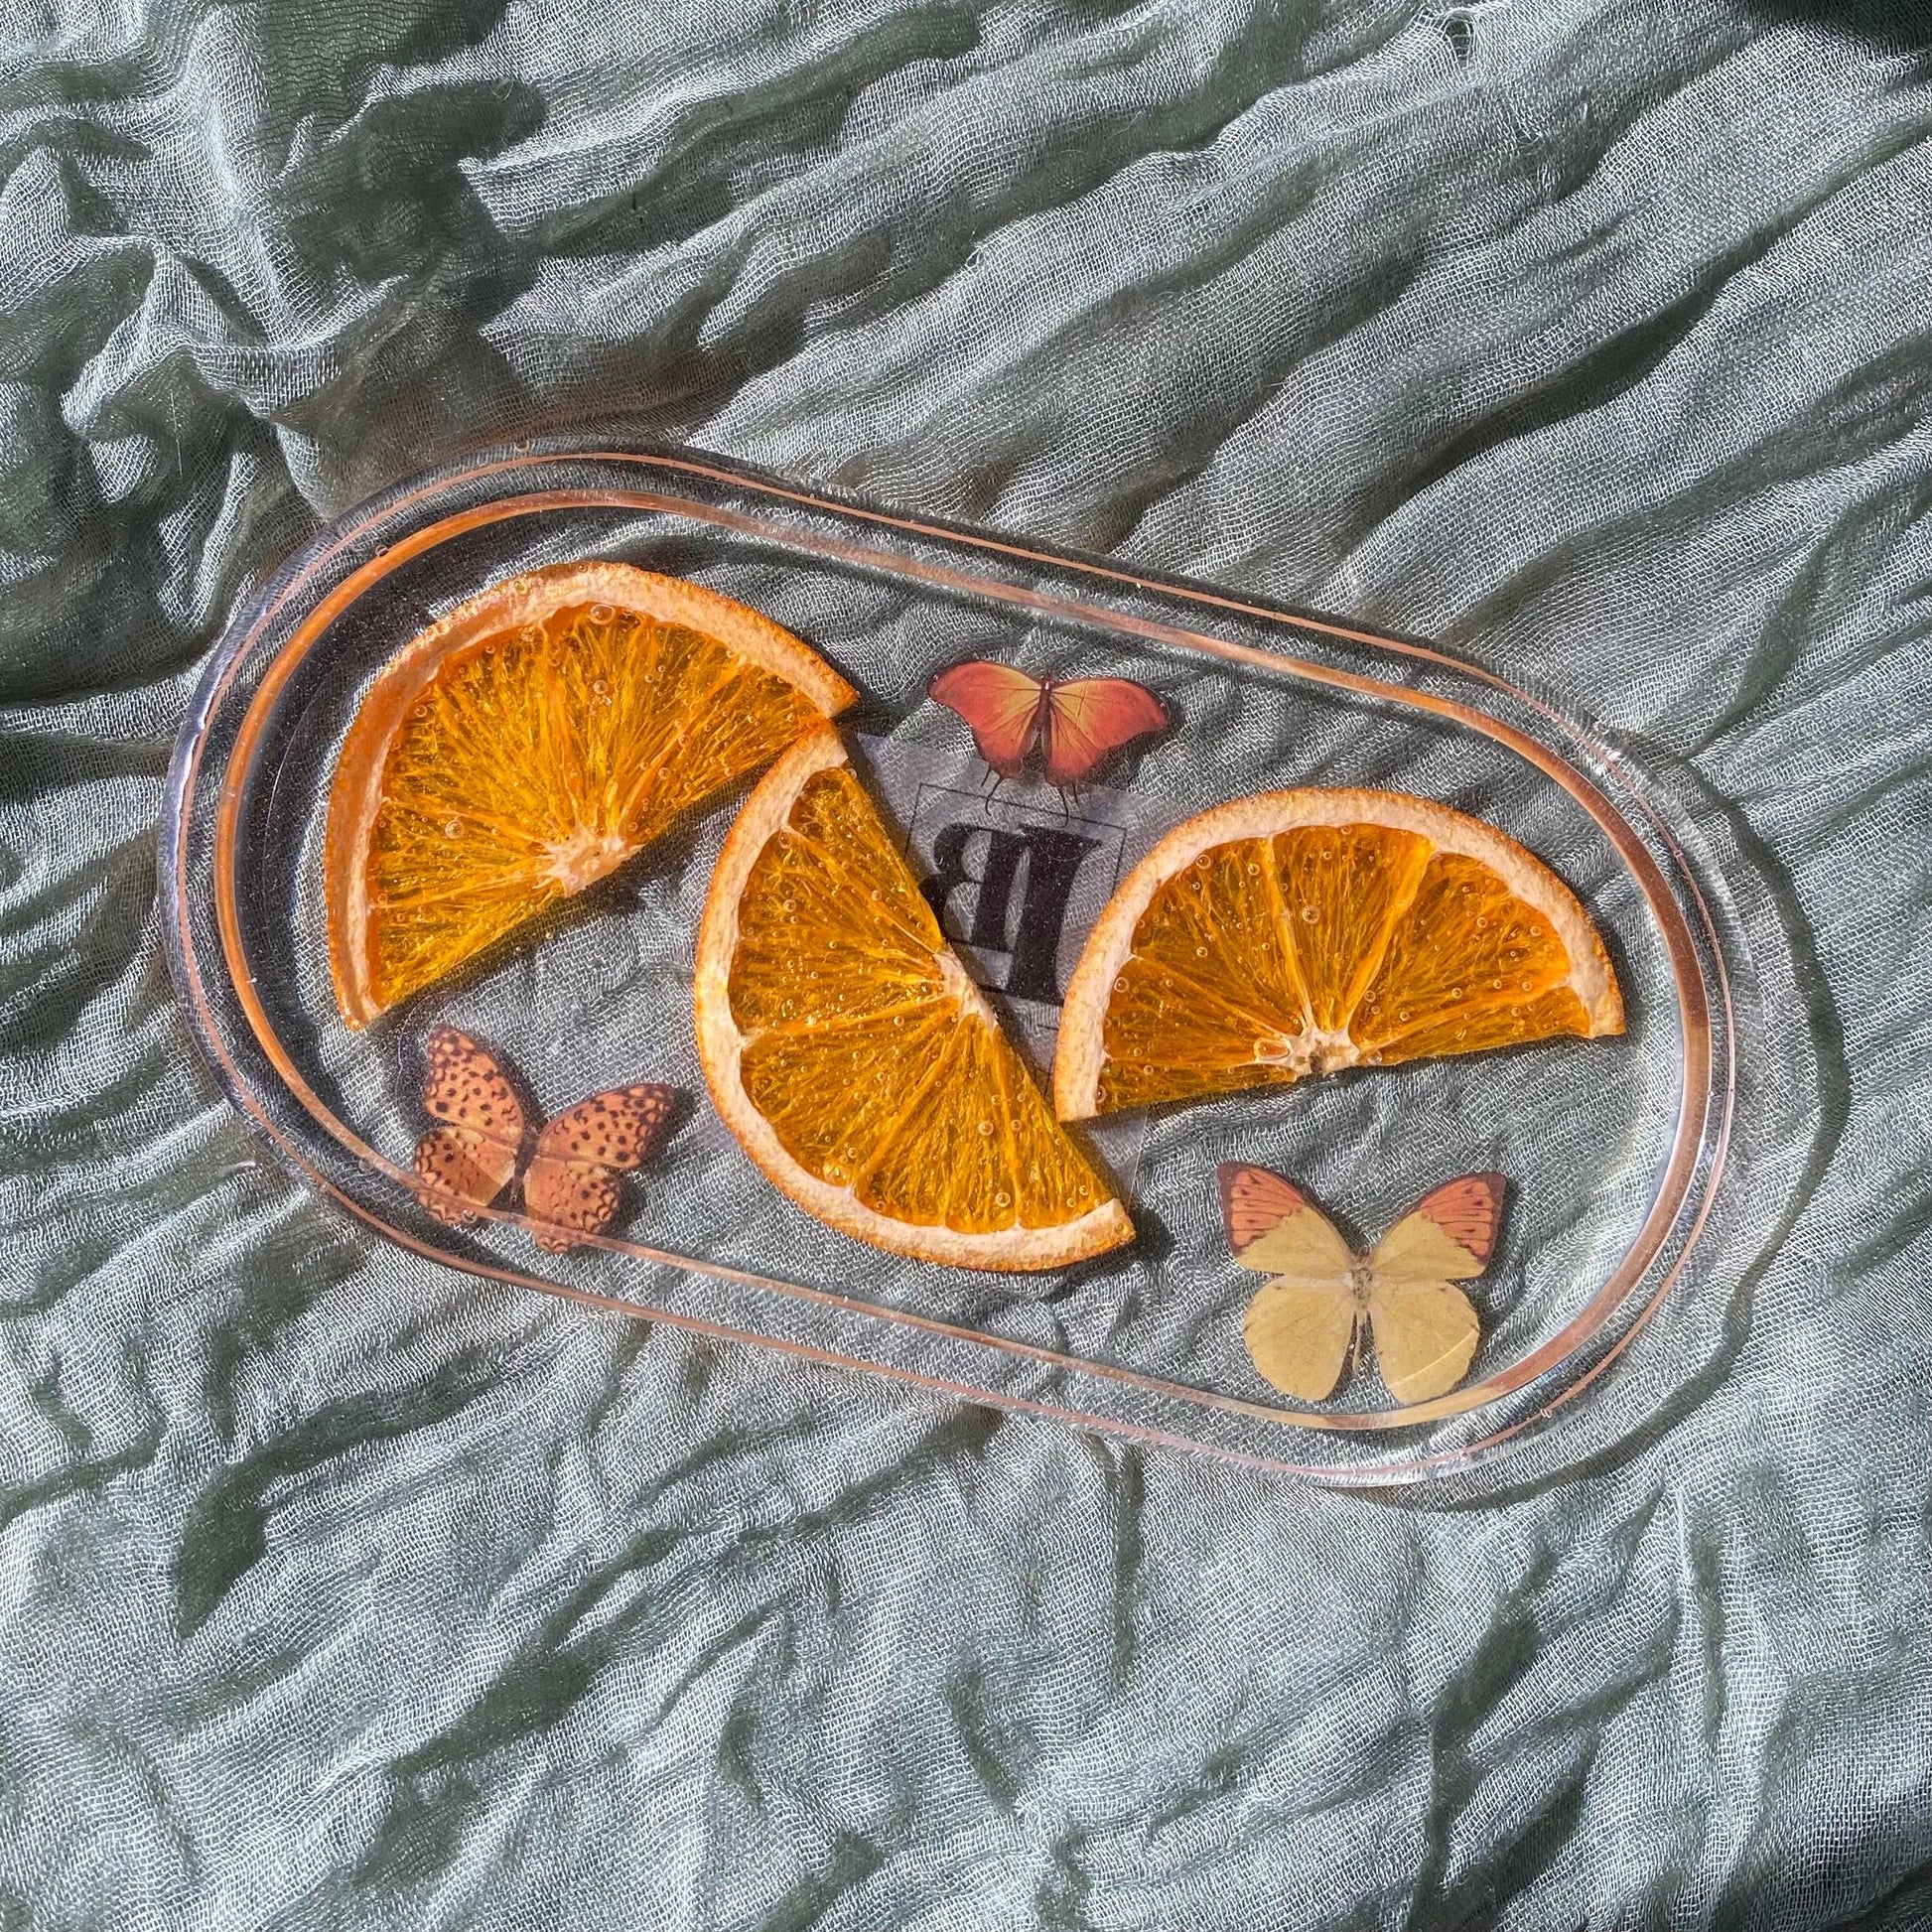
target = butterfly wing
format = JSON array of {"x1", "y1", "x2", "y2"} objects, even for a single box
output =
[
  {"x1": 413, "y1": 1128, "x2": 519, "y2": 1225},
  {"x1": 1361, "y1": 1173, "x2": 1502, "y2": 1402},
  {"x1": 413, "y1": 1027, "x2": 527, "y2": 1224},
  {"x1": 1217, "y1": 1164, "x2": 1355, "y2": 1277},
  {"x1": 1369, "y1": 1173, "x2": 1506, "y2": 1282},
  {"x1": 523, "y1": 1083, "x2": 677, "y2": 1252},
  {"x1": 928, "y1": 661, "x2": 1046, "y2": 777},
  {"x1": 1363, "y1": 1278, "x2": 1481, "y2": 1403},
  {"x1": 1244, "y1": 1279, "x2": 1359, "y2": 1401},
  {"x1": 1039, "y1": 677, "x2": 1168, "y2": 787},
  {"x1": 421, "y1": 1026, "x2": 527, "y2": 1141},
  {"x1": 1219, "y1": 1165, "x2": 1359, "y2": 1400}
]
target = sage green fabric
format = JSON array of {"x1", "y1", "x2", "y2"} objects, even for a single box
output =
[{"x1": 3, "y1": 1, "x2": 1929, "y2": 1927}]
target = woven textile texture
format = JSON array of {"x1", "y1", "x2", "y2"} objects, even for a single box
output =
[{"x1": 2, "y1": 0, "x2": 1929, "y2": 1926}]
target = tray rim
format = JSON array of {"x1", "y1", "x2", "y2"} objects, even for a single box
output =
[{"x1": 162, "y1": 439, "x2": 1735, "y2": 1481}]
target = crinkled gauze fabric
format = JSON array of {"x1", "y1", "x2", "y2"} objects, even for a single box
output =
[{"x1": 1, "y1": 1, "x2": 1928, "y2": 1926}]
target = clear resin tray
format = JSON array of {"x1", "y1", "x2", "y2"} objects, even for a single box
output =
[{"x1": 163, "y1": 438, "x2": 1795, "y2": 1485}]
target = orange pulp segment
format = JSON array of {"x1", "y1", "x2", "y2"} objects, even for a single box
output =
[
  {"x1": 1054, "y1": 788, "x2": 1622, "y2": 1119},
  {"x1": 694, "y1": 728, "x2": 1133, "y2": 1271},
  {"x1": 324, "y1": 561, "x2": 854, "y2": 1027}
]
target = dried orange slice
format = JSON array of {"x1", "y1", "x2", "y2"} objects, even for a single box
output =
[
  {"x1": 694, "y1": 727, "x2": 1133, "y2": 1271},
  {"x1": 1054, "y1": 788, "x2": 1622, "y2": 1120},
  {"x1": 325, "y1": 561, "x2": 854, "y2": 1028}
]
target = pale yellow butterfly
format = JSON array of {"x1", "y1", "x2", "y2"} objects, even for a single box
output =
[{"x1": 1219, "y1": 1165, "x2": 1504, "y2": 1403}]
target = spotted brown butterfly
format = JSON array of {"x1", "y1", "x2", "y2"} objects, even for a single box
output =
[
  {"x1": 1220, "y1": 1167, "x2": 1504, "y2": 1403},
  {"x1": 412, "y1": 1026, "x2": 677, "y2": 1252}
]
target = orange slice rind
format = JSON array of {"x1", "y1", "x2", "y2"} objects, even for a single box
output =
[
  {"x1": 1054, "y1": 787, "x2": 1622, "y2": 1120},
  {"x1": 695, "y1": 726, "x2": 1134, "y2": 1272},
  {"x1": 325, "y1": 560, "x2": 854, "y2": 1028}
]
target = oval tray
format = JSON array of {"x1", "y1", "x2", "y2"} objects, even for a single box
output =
[{"x1": 163, "y1": 438, "x2": 1752, "y2": 1484}]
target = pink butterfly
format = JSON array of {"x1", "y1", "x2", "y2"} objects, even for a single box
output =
[
  {"x1": 928, "y1": 660, "x2": 1169, "y2": 788},
  {"x1": 412, "y1": 1025, "x2": 676, "y2": 1252}
]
